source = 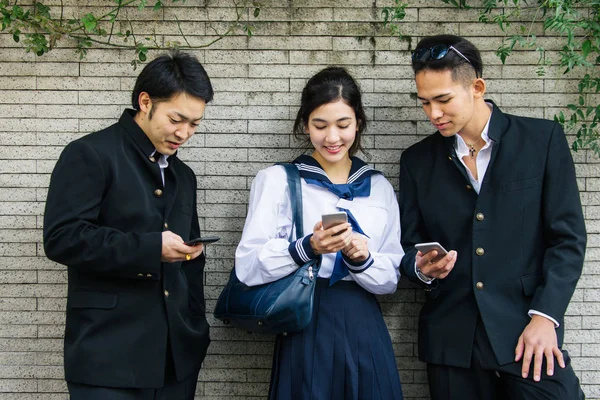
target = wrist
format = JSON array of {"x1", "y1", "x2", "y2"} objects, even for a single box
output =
[
  {"x1": 531, "y1": 314, "x2": 556, "y2": 327},
  {"x1": 416, "y1": 265, "x2": 434, "y2": 283}
]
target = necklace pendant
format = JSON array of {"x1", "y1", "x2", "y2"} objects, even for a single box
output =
[{"x1": 469, "y1": 146, "x2": 476, "y2": 159}]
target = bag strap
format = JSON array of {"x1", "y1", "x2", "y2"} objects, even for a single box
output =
[{"x1": 278, "y1": 163, "x2": 304, "y2": 239}]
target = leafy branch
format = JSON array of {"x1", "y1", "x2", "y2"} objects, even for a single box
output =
[
  {"x1": 382, "y1": 0, "x2": 408, "y2": 40},
  {"x1": 0, "y1": 0, "x2": 262, "y2": 68}
]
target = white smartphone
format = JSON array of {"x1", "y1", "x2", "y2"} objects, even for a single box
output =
[
  {"x1": 322, "y1": 211, "x2": 348, "y2": 230},
  {"x1": 414, "y1": 242, "x2": 448, "y2": 262}
]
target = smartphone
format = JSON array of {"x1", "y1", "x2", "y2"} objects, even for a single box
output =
[
  {"x1": 322, "y1": 211, "x2": 348, "y2": 230},
  {"x1": 184, "y1": 236, "x2": 220, "y2": 246},
  {"x1": 414, "y1": 242, "x2": 448, "y2": 262}
]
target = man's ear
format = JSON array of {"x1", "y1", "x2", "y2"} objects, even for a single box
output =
[
  {"x1": 472, "y1": 77, "x2": 487, "y2": 99},
  {"x1": 137, "y1": 92, "x2": 152, "y2": 114}
]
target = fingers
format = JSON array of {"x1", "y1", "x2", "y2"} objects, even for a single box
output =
[
  {"x1": 544, "y1": 348, "x2": 555, "y2": 377},
  {"x1": 515, "y1": 334, "x2": 524, "y2": 362},
  {"x1": 182, "y1": 243, "x2": 204, "y2": 262},
  {"x1": 521, "y1": 344, "x2": 534, "y2": 379},
  {"x1": 554, "y1": 347, "x2": 566, "y2": 369},
  {"x1": 532, "y1": 347, "x2": 544, "y2": 381},
  {"x1": 161, "y1": 231, "x2": 205, "y2": 263},
  {"x1": 419, "y1": 250, "x2": 457, "y2": 279},
  {"x1": 343, "y1": 237, "x2": 369, "y2": 262},
  {"x1": 416, "y1": 250, "x2": 438, "y2": 269},
  {"x1": 310, "y1": 223, "x2": 352, "y2": 254}
]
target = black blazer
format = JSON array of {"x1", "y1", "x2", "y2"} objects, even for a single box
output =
[
  {"x1": 43, "y1": 110, "x2": 210, "y2": 388},
  {"x1": 398, "y1": 102, "x2": 586, "y2": 367}
]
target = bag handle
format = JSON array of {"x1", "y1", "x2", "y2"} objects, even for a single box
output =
[{"x1": 278, "y1": 163, "x2": 304, "y2": 239}]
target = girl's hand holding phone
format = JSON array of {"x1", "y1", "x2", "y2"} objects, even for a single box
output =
[
  {"x1": 310, "y1": 220, "x2": 352, "y2": 255},
  {"x1": 342, "y1": 233, "x2": 369, "y2": 262}
]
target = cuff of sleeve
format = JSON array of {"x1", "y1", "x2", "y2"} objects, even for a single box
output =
[
  {"x1": 288, "y1": 234, "x2": 317, "y2": 266},
  {"x1": 528, "y1": 310, "x2": 560, "y2": 328},
  {"x1": 343, "y1": 252, "x2": 374, "y2": 273},
  {"x1": 415, "y1": 260, "x2": 435, "y2": 284}
]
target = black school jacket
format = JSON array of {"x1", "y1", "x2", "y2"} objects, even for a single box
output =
[
  {"x1": 398, "y1": 102, "x2": 586, "y2": 367},
  {"x1": 43, "y1": 110, "x2": 210, "y2": 387}
]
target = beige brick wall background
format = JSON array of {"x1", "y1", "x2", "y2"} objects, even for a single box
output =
[{"x1": 0, "y1": 0, "x2": 598, "y2": 399}]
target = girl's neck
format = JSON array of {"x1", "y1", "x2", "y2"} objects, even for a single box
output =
[{"x1": 312, "y1": 153, "x2": 352, "y2": 184}]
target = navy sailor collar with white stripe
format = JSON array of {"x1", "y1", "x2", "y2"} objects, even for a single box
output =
[{"x1": 291, "y1": 154, "x2": 382, "y2": 200}]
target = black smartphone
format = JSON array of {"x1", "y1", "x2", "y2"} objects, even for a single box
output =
[{"x1": 184, "y1": 236, "x2": 220, "y2": 246}]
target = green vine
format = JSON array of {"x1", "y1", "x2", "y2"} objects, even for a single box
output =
[{"x1": 0, "y1": 0, "x2": 262, "y2": 68}]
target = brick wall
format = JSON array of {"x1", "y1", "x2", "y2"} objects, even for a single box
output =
[{"x1": 0, "y1": 1, "x2": 598, "y2": 399}]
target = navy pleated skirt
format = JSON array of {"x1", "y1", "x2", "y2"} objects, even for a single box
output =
[{"x1": 268, "y1": 278, "x2": 403, "y2": 400}]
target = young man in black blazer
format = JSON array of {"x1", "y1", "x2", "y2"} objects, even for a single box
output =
[
  {"x1": 43, "y1": 51, "x2": 212, "y2": 399},
  {"x1": 398, "y1": 34, "x2": 586, "y2": 399}
]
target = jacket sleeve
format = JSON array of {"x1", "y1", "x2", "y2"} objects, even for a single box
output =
[
  {"x1": 398, "y1": 152, "x2": 439, "y2": 290},
  {"x1": 529, "y1": 123, "x2": 586, "y2": 323},
  {"x1": 182, "y1": 171, "x2": 207, "y2": 316},
  {"x1": 43, "y1": 140, "x2": 162, "y2": 280}
]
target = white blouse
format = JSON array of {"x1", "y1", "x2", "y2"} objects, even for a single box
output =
[{"x1": 235, "y1": 164, "x2": 404, "y2": 295}]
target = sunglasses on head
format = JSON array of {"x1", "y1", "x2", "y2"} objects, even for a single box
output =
[{"x1": 412, "y1": 44, "x2": 479, "y2": 77}]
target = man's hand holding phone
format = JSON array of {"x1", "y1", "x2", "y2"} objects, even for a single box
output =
[
  {"x1": 161, "y1": 231, "x2": 204, "y2": 263},
  {"x1": 415, "y1": 242, "x2": 457, "y2": 279}
]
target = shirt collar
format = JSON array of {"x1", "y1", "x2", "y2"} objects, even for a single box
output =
[
  {"x1": 292, "y1": 154, "x2": 381, "y2": 184},
  {"x1": 151, "y1": 149, "x2": 170, "y2": 169},
  {"x1": 455, "y1": 102, "x2": 493, "y2": 157}
]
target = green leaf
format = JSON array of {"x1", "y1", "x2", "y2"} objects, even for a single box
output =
[
  {"x1": 153, "y1": 1, "x2": 162, "y2": 11},
  {"x1": 34, "y1": 2, "x2": 51, "y2": 18},
  {"x1": 382, "y1": 9, "x2": 390, "y2": 25},
  {"x1": 253, "y1": 7, "x2": 260, "y2": 18},
  {"x1": 582, "y1": 39, "x2": 591, "y2": 58},
  {"x1": 12, "y1": 29, "x2": 20, "y2": 42},
  {"x1": 81, "y1": 13, "x2": 97, "y2": 33}
]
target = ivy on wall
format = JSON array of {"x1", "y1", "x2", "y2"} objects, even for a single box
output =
[
  {"x1": 1, "y1": 0, "x2": 598, "y2": 156},
  {"x1": 0, "y1": 0, "x2": 261, "y2": 68}
]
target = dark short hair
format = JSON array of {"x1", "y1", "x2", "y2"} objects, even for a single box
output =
[
  {"x1": 131, "y1": 50, "x2": 214, "y2": 110},
  {"x1": 293, "y1": 67, "x2": 367, "y2": 157},
  {"x1": 411, "y1": 35, "x2": 483, "y2": 84}
]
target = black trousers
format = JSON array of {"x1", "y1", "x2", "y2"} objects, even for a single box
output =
[
  {"x1": 427, "y1": 317, "x2": 585, "y2": 400},
  {"x1": 67, "y1": 341, "x2": 199, "y2": 400}
]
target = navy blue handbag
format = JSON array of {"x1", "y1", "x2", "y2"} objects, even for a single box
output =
[{"x1": 213, "y1": 163, "x2": 320, "y2": 335}]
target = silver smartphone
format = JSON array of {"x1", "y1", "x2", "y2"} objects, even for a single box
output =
[
  {"x1": 322, "y1": 211, "x2": 348, "y2": 230},
  {"x1": 414, "y1": 242, "x2": 448, "y2": 262}
]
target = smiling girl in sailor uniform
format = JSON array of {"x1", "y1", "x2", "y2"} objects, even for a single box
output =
[{"x1": 235, "y1": 67, "x2": 405, "y2": 400}]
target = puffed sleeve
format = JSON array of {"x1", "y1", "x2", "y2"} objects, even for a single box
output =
[{"x1": 235, "y1": 166, "x2": 317, "y2": 286}]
